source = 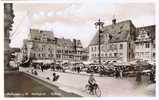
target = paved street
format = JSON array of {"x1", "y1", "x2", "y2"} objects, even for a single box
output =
[{"x1": 20, "y1": 67, "x2": 155, "y2": 97}]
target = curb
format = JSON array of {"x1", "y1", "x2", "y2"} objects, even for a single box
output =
[{"x1": 23, "y1": 72, "x2": 82, "y2": 97}]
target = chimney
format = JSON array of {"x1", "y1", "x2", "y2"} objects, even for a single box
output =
[
  {"x1": 54, "y1": 37, "x2": 58, "y2": 44},
  {"x1": 112, "y1": 18, "x2": 116, "y2": 25},
  {"x1": 73, "y1": 39, "x2": 77, "y2": 53}
]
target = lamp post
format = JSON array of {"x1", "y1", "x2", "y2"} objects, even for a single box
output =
[{"x1": 95, "y1": 19, "x2": 104, "y2": 65}]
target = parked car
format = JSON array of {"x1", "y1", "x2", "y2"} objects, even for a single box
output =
[
  {"x1": 88, "y1": 64, "x2": 104, "y2": 73},
  {"x1": 124, "y1": 70, "x2": 138, "y2": 77},
  {"x1": 99, "y1": 67, "x2": 115, "y2": 77}
]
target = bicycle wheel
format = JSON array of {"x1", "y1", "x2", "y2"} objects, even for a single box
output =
[{"x1": 94, "y1": 86, "x2": 101, "y2": 97}]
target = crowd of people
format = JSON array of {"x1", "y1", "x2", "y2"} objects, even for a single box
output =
[{"x1": 28, "y1": 61, "x2": 156, "y2": 84}]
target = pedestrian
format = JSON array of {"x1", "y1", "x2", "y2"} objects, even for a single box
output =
[
  {"x1": 41, "y1": 65, "x2": 44, "y2": 72},
  {"x1": 46, "y1": 77, "x2": 50, "y2": 80},
  {"x1": 34, "y1": 70, "x2": 38, "y2": 75},
  {"x1": 51, "y1": 64, "x2": 55, "y2": 71},
  {"x1": 77, "y1": 66, "x2": 80, "y2": 73},
  {"x1": 33, "y1": 64, "x2": 36, "y2": 69},
  {"x1": 52, "y1": 72, "x2": 60, "y2": 81},
  {"x1": 115, "y1": 68, "x2": 119, "y2": 78},
  {"x1": 119, "y1": 69, "x2": 123, "y2": 78},
  {"x1": 31, "y1": 69, "x2": 34, "y2": 74},
  {"x1": 150, "y1": 71, "x2": 155, "y2": 83},
  {"x1": 136, "y1": 71, "x2": 142, "y2": 85},
  {"x1": 52, "y1": 72, "x2": 56, "y2": 81}
]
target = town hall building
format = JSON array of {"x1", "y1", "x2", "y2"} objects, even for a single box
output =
[{"x1": 88, "y1": 19, "x2": 155, "y2": 63}]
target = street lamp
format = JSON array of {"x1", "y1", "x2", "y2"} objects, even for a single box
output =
[{"x1": 94, "y1": 19, "x2": 104, "y2": 65}]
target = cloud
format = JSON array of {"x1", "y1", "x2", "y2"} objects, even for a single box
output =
[
  {"x1": 36, "y1": 20, "x2": 96, "y2": 47},
  {"x1": 11, "y1": 2, "x2": 155, "y2": 48},
  {"x1": 10, "y1": 12, "x2": 31, "y2": 48}
]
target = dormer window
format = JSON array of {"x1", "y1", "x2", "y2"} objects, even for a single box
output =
[
  {"x1": 147, "y1": 33, "x2": 150, "y2": 36},
  {"x1": 112, "y1": 18, "x2": 116, "y2": 25}
]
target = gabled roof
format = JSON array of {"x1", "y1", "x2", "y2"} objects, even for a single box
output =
[
  {"x1": 136, "y1": 25, "x2": 155, "y2": 41},
  {"x1": 30, "y1": 29, "x2": 54, "y2": 40},
  {"x1": 89, "y1": 20, "x2": 134, "y2": 46},
  {"x1": 56, "y1": 38, "x2": 73, "y2": 48},
  {"x1": 56, "y1": 37, "x2": 84, "y2": 49}
]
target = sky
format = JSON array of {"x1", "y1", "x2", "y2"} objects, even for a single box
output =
[{"x1": 10, "y1": 2, "x2": 155, "y2": 48}]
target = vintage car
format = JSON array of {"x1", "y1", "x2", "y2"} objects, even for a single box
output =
[
  {"x1": 86, "y1": 63, "x2": 104, "y2": 73},
  {"x1": 99, "y1": 67, "x2": 115, "y2": 77}
]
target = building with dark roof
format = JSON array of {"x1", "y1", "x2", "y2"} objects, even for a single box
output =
[
  {"x1": 88, "y1": 19, "x2": 155, "y2": 63},
  {"x1": 89, "y1": 20, "x2": 136, "y2": 46},
  {"x1": 22, "y1": 29, "x2": 87, "y2": 64},
  {"x1": 55, "y1": 37, "x2": 84, "y2": 63}
]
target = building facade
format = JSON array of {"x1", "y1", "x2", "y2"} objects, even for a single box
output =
[
  {"x1": 22, "y1": 29, "x2": 87, "y2": 64},
  {"x1": 55, "y1": 38, "x2": 85, "y2": 63},
  {"x1": 4, "y1": 3, "x2": 15, "y2": 69},
  {"x1": 134, "y1": 25, "x2": 155, "y2": 63},
  {"x1": 22, "y1": 29, "x2": 56, "y2": 63},
  {"x1": 89, "y1": 19, "x2": 155, "y2": 63},
  {"x1": 89, "y1": 19, "x2": 136, "y2": 63}
]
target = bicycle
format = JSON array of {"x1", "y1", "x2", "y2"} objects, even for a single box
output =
[{"x1": 85, "y1": 83, "x2": 102, "y2": 97}]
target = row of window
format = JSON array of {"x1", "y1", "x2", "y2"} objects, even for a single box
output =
[
  {"x1": 135, "y1": 43, "x2": 150, "y2": 48},
  {"x1": 32, "y1": 52, "x2": 84, "y2": 60},
  {"x1": 56, "y1": 50, "x2": 83, "y2": 54},
  {"x1": 56, "y1": 54, "x2": 73, "y2": 59},
  {"x1": 33, "y1": 53, "x2": 54, "y2": 58},
  {"x1": 33, "y1": 37, "x2": 51, "y2": 41},
  {"x1": 35, "y1": 47, "x2": 54, "y2": 51},
  {"x1": 56, "y1": 54, "x2": 82, "y2": 60},
  {"x1": 91, "y1": 44, "x2": 123, "y2": 52},
  {"x1": 91, "y1": 53, "x2": 122, "y2": 58},
  {"x1": 34, "y1": 47, "x2": 84, "y2": 55},
  {"x1": 135, "y1": 52, "x2": 155, "y2": 57},
  {"x1": 57, "y1": 50, "x2": 72, "y2": 54}
]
